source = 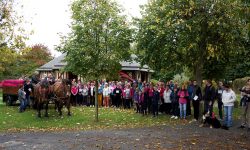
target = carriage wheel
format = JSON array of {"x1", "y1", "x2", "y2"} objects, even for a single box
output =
[{"x1": 6, "y1": 95, "x2": 13, "y2": 106}]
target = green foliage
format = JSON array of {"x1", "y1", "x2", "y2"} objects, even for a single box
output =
[
  {"x1": 0, "y1": 0, "x2": 28, "y2": 80},
  {"x1": 57, "y1": 0, "x2": 132, "y2": 81},
  {"x1": 136, "y1": 0, "x2": 248, "y2": 84},
  {"x1": 1, "y1": 44, "x2": 52, "y2": 80},
  {"x1": 173, "y1": 72, "x2": 190, "y2": 86},
  {"x1": 232, "y1": 77, "x2": 250, "y2": 93}
]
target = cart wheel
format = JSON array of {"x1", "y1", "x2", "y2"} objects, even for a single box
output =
[{"x1": 6, "y1": 95, "x2": 13, "y2": 106}]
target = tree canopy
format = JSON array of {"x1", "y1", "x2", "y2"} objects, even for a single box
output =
[
  {"x1": 136, "y1": 0, "x2": 249, "y2": 84},
  {"x1": 58, "y1": 0, "x2": 132, "y2": 80},
  {"x1": 57, "y1": 0, "x2": 132, "y2": 121}
]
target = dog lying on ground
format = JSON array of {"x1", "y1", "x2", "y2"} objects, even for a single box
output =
[{"x1": 199, "y1": 111, "x2": 222, "y2": 129}]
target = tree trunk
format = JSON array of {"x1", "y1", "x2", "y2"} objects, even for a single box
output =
[
  {"x1": 95, "y1": 79, "x2": 98, "y2": 122},
  {"x1": 194, "y1": 64, "x2": 203, "y2": 87},
  {"x1": 194, "y1": 15, "x2": 208, "y2": 87}
]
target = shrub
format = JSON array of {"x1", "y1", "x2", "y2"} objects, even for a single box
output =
[{"x1": 232, "y1": 77, "x2": 250, "y2": 94}]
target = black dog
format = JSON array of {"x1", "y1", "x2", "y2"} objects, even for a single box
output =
[{"x1": 200, "y1": 111, "x2": 221, "y2": 129}]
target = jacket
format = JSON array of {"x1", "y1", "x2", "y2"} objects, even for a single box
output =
[{"x1": 222, "y1": 89, "x2": 236, "y2": 106}]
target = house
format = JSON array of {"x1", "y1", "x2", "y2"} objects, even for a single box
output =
[{"x1": 37, "y1": 53, "x2": 153, "y2": 82}]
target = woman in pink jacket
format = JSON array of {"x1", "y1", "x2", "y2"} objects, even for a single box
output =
[{"x1": 178, "y1": 84, "x2": 189, "y2": 120}]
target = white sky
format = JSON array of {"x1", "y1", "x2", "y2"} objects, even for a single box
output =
[{"x1": 16, "y1": 0, "x2": 148, "y2": 57}]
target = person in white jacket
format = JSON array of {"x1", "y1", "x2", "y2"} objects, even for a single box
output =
[
  {"x1": 222, "y1": 84, "x2": 236, "y2": 128},
  {"x1": 103, "y1": 83, "x2": 110, "y2": 107}
]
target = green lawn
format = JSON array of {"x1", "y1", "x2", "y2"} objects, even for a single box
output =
[{"x1": 0, "y1": 89, "x2": 242, "y2": 133}]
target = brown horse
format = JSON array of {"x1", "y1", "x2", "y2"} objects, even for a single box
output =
[
  {"x1": 51, "y1": 79, "x2": 71, "y2": 116},
  {"x1": 33, "y1": 83, "x2": 50, "y2": 118}
]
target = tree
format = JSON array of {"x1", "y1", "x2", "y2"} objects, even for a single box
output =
[
  {"x1": 136, "y1": 0, "x2": 247, "y2": 85},
  {"x1": 18, "y1": 44, "x2": 53, "y2": 76},
  {"x1": 0, "y1": 0, "x2": 27, "y2": 80},
  {"x1": 57, "y1": 0, "x2": 132, "y2": 121}
]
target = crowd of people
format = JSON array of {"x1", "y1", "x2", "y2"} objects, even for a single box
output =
[
  {"x1": 70, "y1": 78, "x2": 250, "y2": 130},
  {"x1": 17, "y1": 74, "x2": 250, "y2": 131}
]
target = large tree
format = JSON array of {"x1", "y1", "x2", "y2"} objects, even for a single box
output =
[
  {"x1": 0, "y1": 0, "x2": 27, "y2": 80},
  {"x1": 136, "y1": 0, "x2": 248, "y2": 84},
  {"x1": 57, "y1": 0, "x2": 132, "y2": 121},
  {"x1": 2, "y1": 44, "x2": 52, "y2": 79}
]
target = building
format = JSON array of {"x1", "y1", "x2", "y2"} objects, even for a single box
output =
[{"x1": 37, "y1": 53, "x2": 153, "y2": 82}]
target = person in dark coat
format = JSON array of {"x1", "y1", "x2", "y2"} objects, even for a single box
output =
[
  {"x1": 113, "y1": 83, "x2": 122, "y2": 108},
  {"x1": 203, "y1": 80, "x2": 216, "y2": 115},
  {"x1": 24, "y1": 79, "x2": 33, "y2": 108},
  {"x1": 152, "y1": 86, "x2": 160, "y2": 117},
  {"x1": 192, "y1": 80, "x2": 202, "y2": 121}
]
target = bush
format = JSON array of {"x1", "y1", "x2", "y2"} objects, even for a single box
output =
[
  {"x1": 173, "y1": 72, "x2": 190, "y2": 86},
  {"x1": 232, "y1": 77, "x2": 250, "y2": 94}
]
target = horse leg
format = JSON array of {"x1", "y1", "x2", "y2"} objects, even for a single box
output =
[
  {"x1": 44, "y1": 101, "x2": 49, "y2": 117},
  {"x1": 55, "y1": 100, "x2": 58, "y2": 111},
  {"x1": 58, "y1": 102, "x2": 63, "y2": 116},
  {"x1": 67, "y1": 100, "x2": 71, "y2": 116},
  {"x1": 37, "y1": 103, "x2": 41, "y2": 118}
]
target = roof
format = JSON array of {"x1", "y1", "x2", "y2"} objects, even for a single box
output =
[
  {"x1": 37, "y1": 53, "x2": 67, "y2": 71},
  {"x1": 37, "y1": 53, "x2": 154, "y2": 72}
]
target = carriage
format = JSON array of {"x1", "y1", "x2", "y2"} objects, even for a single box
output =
[{"x1": 1, "y1": 79, "x2": 34, "y2": 106}]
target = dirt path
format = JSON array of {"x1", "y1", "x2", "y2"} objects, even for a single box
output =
[{"x1": 0, "y1": 121, "x2": 249, "y2": 150}]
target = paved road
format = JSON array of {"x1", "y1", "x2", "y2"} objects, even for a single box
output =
[{"x1": 0, "y1": 121, "x2": 249, "y2": 150}]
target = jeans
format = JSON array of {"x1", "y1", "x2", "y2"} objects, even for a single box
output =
[
  {"x1": 19, "y1": 99, "x2": 26, "y2": 112},
  {"x1": 218, "y1": 99, "x2": 223, "y2": 119},
  {"x1": 179, "y1": 103, "x2": 187, "y2": 119},
  {"x1": 26, "y1": 95, "x2": 30, "y2": 107},
  {"x1": 224, "y1": 106, "x2": 233, "y2": 127}
]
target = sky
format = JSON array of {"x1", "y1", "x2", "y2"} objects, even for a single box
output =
[{"x1": 16, "y1": 0, "x2": 148, "y2": 57}]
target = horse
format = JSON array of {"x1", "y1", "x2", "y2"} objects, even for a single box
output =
[
  {"x1": 33, "y1": 83, "x2": 50, "y2": 118},
  {"x1": 51, "y1": 79, "x2": 71, "y2": 116}
]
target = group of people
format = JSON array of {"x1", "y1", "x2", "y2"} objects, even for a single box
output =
[
  {"x1": 17, "y1": 73, "x2": 250, "y2": 131},
  {"x1": 18, "y1": 79, "x2": 33, "y2": 112},
  {"x1": 69, "y1": 78, "x2": 250, "y2": 130}
]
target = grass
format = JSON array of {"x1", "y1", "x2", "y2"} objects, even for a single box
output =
[{"x1": 0, "y1": 89, "x2": 243, "y2": 133}]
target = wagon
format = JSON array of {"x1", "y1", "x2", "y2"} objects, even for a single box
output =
[{"x1": 1, "y1": 79, "x2": 26, "y2": 106}]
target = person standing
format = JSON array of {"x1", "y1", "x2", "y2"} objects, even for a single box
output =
[
  {"x1": 178, "y1": 84, "x2": 189, "y2": 120},
  {"x1": 163, "y1": 85, "x2": 172, "y2": 114},
  {"x1": 82, "y1": 84, "x2": 89, "y2": 106},
  {"x1": 216, "y1": 81, "x2": 224, "y2": 120},
  {"x1": 77, "y1": 80, "x2": 83, "y2": 106},
  {"x1": 187, "y1": 81, "x2": 193, "y2": 116},
  {"x1": 222, "y1": 84, "x2": 236, "y2": 129},
  {"x1": 71, "y1": 79, "x2": 78, "y2": 106},
  {"x1": 18, "y1": 85, "x2": 26, "y2": 112},
  {"x1": 152, "y1": 86, "x2": 160, "y2": 117},
  {"x1": 170, "y1": 86, "x2": 179, "y2": 119},
  {"x1": 23, "y1": 79, "x2": 33, "y2": 108},
  {"x1": 89, "y1": 82, "x2": 95, "y2": 107},
  {"x1": 124, "y1": 84, "x2": 132, "y2": 109},
  {"x1": 148, "y1": 84, "x2": 154, "y2": 114},
  {"x1": 103, "y1": 83, "x2": 110, "y2": 107},
  {"x1": 113, "y1": 83, "x2": 122, "y2": 108},
  {"x1": 203, "y1": 80, "x2": 216, "y2": 114},
  {"x1": 98, "y1": 83, "x2": 103, "y2": 107},
  {"x1": 192, "y1": 80, "x2": 202, "y2": 121},
  {"x1": 239, "y1": 79, "x2": 250, "y2": 131}
]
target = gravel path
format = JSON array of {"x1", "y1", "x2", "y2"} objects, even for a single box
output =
[{"x1": 0, "y1": 121, "x2": 249, "y2": 150}]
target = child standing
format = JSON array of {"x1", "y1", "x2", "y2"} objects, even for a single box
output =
[{"x1": 18, "y1": 85, "x2": 26, "y2": 113}]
